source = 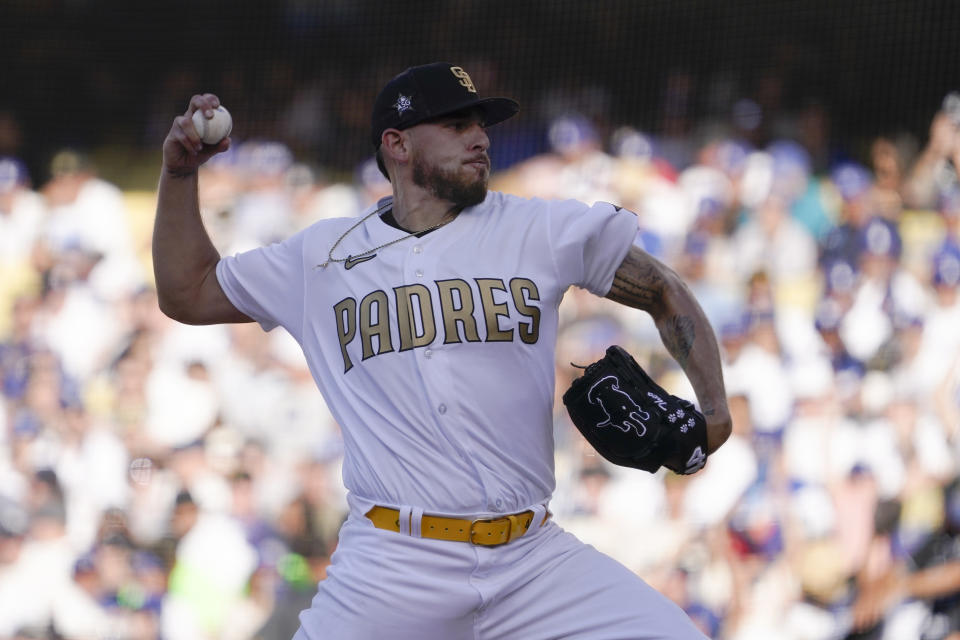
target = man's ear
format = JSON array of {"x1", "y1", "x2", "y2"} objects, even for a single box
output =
[{"x1": 381, "y1": 129, "x2": 409, "y2": 166}]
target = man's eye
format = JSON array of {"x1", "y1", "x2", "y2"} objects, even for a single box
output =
[{"x1": 445, "y1": 118, "x2": 483, "y2": 131}]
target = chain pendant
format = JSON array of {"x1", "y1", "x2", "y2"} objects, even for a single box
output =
[{"x1": 314, "y1": 200, "x2": 457, "y2": 270}]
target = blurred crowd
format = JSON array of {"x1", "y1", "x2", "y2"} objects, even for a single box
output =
[{"x1": 2, "y1": 90, "x2": 960, "y2": 640}]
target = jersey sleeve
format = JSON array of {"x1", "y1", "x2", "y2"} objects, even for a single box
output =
[
  {"x1": 547, "y1": 200, "x2": 639, "y2": 296},
  {"x1": 216, "y1": 231, "x2": 307, "y2": 338}
]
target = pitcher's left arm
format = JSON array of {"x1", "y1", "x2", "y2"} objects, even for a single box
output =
[{"x1": 606, "y1": 245, "x2": 731, "y2": 454}]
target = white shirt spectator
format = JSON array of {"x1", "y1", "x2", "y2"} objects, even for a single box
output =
[
  {"x1": 683, "y1": 433, "x2": 758, "y2": 527},
  {"x1": 910, "y1": 299, "x2": 960, "y2": 397},
  {"x1": 37, "y1": 283, "x2": 122, "y2": 380},
  {"x1": 726, "y1": 342, "x2": 795, "y2": 433},
  {"x1": 43, "y1": 176, "x2": 145, "y2": 301},
  {"x1": 44, "y1": 177, "x2": 131, "y2": 261},
  {"x1": 733, "y1": 198, "x2": 818, "y2": 284},
  {"x1": 783, "y1": 412, "x2": 861, "y2": 485},
  {"x1": 858, "y1": 417, "x2": 907, "y2": 500},
  {"x1": 56, "y1": 422, "x2": 130, "y2": 550},
  {"x1": 0, "y1": 531, "x2": 78, "y2": 636},
  {"x1": 0, "y1": 188, "x2": 45, "y2": 265},
  {"x1": 145, "y1": 362, "x2": 220, "y2": 449}
]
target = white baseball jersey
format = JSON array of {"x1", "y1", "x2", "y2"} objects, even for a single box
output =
[
  {"x1": 216, "y1": 191, "x2": 635, "y2": 516},
  {"x1": 217, "y1": 191, "x2": 710, "y2": 640}
]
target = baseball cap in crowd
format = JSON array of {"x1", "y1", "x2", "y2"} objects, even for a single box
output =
[
  {"x1": 610, "y1": 127, "x2": 655, "y2": 160},
  {"x1": 0, "y1": 156, "x2": 28, "y2": 193},
  {"x1": 933, "y1": 247, "x2": 960, "y2": 287},
  {"x1": 714, "y1": 139, "x2": 752, "y2": 176},
  {"x1": 823, "y1": 259, "x2": 858, "y2": 295},
  {"x1": 49, "y1": 149, "x2": 92, "y2": 178},
  {"x1": 370, "y1": 62, "x2": 519, "y2": 148},
  {"x1": 237, "y1": 141, "x2": 293, "y2": 177},
  {"x1": 857, "y1": 216, "x2": 901, "y2": 260},
  {"x1": 547, "y1": 114, "x2": 598, "y2": 154},
  {"x1": 768, "y1": 140, "x2": 811, "y2": 202},
  {"x1": 830, "y1": 162, "x2": 872, "y2": 202},
  {"x1": 814, "y1": 297, "x2": 845, "y2": 333}
]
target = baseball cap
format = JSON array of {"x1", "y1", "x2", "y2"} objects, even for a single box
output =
[
  {"x1": 768, "y1": 139, "x2": 811, "y2": 179},
  {"x1": 0, "y1": 157, "x2": 28, "y2": 193},
  {"x1": 49, "y1": 149, "x2": 91, "y2": 178},
  {"x1": 547, "y1": 114, "x2": 597, "y2": 153},
  {"x1": 814, "y1": 297, "x2": 845, "y2": 332},
  {"x1": 857, "y1": 216, "x2": 901, "y2": 259},
  {"x1": 830, "y1": 162, "x2": 872, "y2": 202},
  {"x1": 933, "y1": 246, "x2": 960, "y2": 287},
  {"x1": 370, "y1": 62, "x2": 519, "y2": 148},
  {"x1": 236, "y1": 141, "x2": 293, "y2": 177}
]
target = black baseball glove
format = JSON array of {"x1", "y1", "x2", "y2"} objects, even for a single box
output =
[{"x1": 562, "y1": 345, "x2": 708, "y2": 475}]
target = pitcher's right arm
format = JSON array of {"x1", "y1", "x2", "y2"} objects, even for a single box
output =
[{"x1": 153, "y1": 93, "x2": 252, "y2": 325}]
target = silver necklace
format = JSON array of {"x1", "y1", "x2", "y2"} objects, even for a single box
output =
[{"x1": 317, "y1": 202, "x2": 456, "y2": 269}]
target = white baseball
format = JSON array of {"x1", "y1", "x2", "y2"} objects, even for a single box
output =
[{"x1": 191, "y1": 105, "x2": 233, "y2": 145}]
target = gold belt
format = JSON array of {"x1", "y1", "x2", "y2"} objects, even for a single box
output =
[{"x1": 365, "y1": 505, "x2": 549, "y2": 547}]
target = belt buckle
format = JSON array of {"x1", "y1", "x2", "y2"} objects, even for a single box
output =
[{"x1": 469, "y1": 516, "x2": 512, "y2": 546}]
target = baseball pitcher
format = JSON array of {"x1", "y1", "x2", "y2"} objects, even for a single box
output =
[{"x1": 154, "y1": 62, "x2": 731, "y2": 639}]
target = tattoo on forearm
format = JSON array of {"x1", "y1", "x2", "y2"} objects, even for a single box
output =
[
  {"x1": 606, "y1": 251, "x2": 665, "y2": 310},
  {"x1": 663, "y1": 315, "x2": 695, "y2": 366},
  {"x1": 607, "y1": 249, "x2": 702, "y2": 369}
]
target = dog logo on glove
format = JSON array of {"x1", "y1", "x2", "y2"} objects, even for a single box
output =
[{"x1": 587, "y1": 376, "x2": 650, "y2": 438}]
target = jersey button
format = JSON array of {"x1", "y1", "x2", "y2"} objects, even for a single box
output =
[
  {"x1": 437, "y1": 403, "x2": 447, "y2": 414},
  {"x1": 424, "y1": 348, "x2": 433, "y2": 359},
  {"x1": 415, "y1": 269, "x2": 424, "y2": 278},
  {"x1": 413, "y1": 245, "x2": 423, "y2": 254}
]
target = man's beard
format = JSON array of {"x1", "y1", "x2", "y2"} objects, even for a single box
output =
[{"x1": 412, "y1": 154, "x2": 488, "y2": 208}]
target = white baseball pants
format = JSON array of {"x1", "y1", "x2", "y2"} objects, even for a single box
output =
[{"x1": 292, "y1": 510, "x2": 708, "y2": 640}]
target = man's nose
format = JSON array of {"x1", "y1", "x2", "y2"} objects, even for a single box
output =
[{"x1": 469, "y1": 124, "x2": 490, "y2": 151}]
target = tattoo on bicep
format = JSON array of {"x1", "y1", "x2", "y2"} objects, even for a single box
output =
[
  {"x1": 606, "y1": 251, "x2": 665, "y2": 310},
  {"x1": 663, "y1": 314, "x2": 695, "y2": 365}
]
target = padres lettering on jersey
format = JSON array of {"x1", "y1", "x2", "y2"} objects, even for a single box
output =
[{"x1": 334, "y1": 277, "x2": 541, "y2": 372}]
